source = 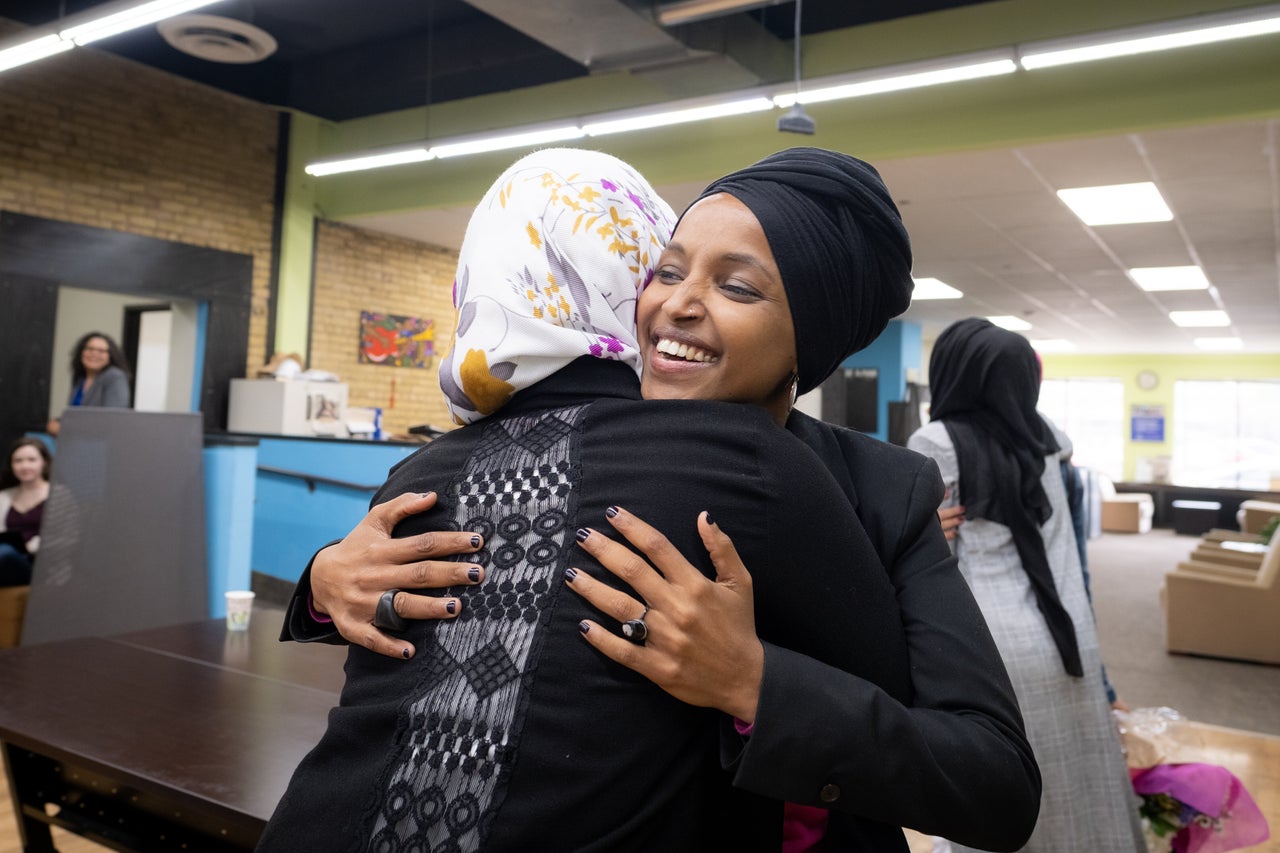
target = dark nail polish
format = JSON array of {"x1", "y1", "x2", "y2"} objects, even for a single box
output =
[
  {"x1": 705, "y1": 512, "x2": 715, "y2": 527},
  {"x1": 578, "y1": 621, "x2": 590, "y2": 634},
  {"x1": 471, "y1": 535, "x2": 481, "y2": 548},
  {"x1": 402, "y1": 648, "x2": 411, "y2": 659},
  {"x1": 605, "y1": 506, "x2": 619, "y2": 518},
  {"x1": 446, "y1": 600, "x2": 457, "y2": 615},
  {"x1": 468, "y1": 567, "x2": 481, "y2": 583},
  {"x1": 575, "y1": 528, "x2": 590, "y2": 542},
  {"x1": 564, "y1": 567, "x2": 578, "y2": 582}
]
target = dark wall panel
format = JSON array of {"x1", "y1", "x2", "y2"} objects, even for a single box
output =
[
  {"x1": 0, "y1": 211, "x2": 253, "y2": 432},
  {"x1": 0, "y1": 273, "x2": 58, "y2": 447}
]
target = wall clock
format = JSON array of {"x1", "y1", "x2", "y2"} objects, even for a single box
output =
[{"x1": 1136, "y1": 369, "x2": 1159, "y2": 391}]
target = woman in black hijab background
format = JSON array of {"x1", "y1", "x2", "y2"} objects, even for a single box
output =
[{"x1": 908, "y1": 318, "x2": 1143, "y2": 853}]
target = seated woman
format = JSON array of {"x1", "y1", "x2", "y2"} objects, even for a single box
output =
[
  {"x1": 46, "y1": 331, "x2": 132, "y2": 437},
  {"x1": 0, "y1": 438, "x2": 51, "y2": 586},
  {"x1": 276, "y1": 148, "x2": 1040, "y2": 851}
]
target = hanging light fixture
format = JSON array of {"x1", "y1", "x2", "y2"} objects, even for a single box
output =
[{"x1": 777, "y1": 0, "x2": 816, "y2": 135}]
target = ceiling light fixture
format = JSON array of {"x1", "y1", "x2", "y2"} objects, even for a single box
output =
[
  {"x1": 0, "y1": 34, "x2": 73, "y2": 73},
  {"x1": 583, "y1": 97, "x2": 772, "y2": 137},
  {"x1": 306, "y1": 148, "x2": 433, "y2": 177},
  {"x1": 0, "y1": 0, "x2": 223, "y2": 73},
  {"x1": 1057, "y1": 182, "x2": 1173, "y2": 226},
  {"x1": 987, "y1": 315, "x2": 1033, "y2": 331},
  {"x1": 773, "y1": 52, "x2": 1016, "y2": 108},
  {"x1": 911, "y1": 277, "x2": 964, "y2": 300},
  {"x1": 1128, "y1": 265, "x2": 1210, "y2": 291},
  {"x1": 1019, "y1": 3, "x2": 1280, "y2": 70},
  {"x1": 1030, "y1": 339, "x2": 1077, "y2": 353},
  {"x1": 1169, "y1": 310, "x2": 1231, "y2": 327},
  {"x1": 431, "y1": 125, "x2": 585, "y2": 158},
  {"x1": 1194, "y1": 337, "x2": 1243, "y2": 351}
]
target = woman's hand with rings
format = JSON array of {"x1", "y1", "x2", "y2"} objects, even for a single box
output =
[
  {"x1": 310, "y1": 492, "x2": 485, "y2": 660},
  {"x1": 565, "y1": 506, "x2": 765, "y2": 723}
]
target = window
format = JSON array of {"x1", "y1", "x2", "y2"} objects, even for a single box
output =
[
  {"x1": 1172, "y1": 380, "x2": 1280, "y2": 489},
  {"x1": 1039, "y1": 378, "x2": 1125, "y2": 481}
]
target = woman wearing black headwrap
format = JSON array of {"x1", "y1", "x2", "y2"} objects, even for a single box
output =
[
  {"x1": 570, "y1": 149, "x2": 1039, "y2": 851},
  {"x1": 296, "y1": 148, "x2": 1041, "y2": 851},
  {"x1": 909, "y1": 318, "x2": 1143, "y2": 853}
]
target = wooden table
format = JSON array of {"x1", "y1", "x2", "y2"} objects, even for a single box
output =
[{"x1": 0, "y1": 611, "x2": 345, "y2": 852}]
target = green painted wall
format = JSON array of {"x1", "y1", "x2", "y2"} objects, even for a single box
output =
[{"x1": 1040, "y1": 354, "x2": 1280, "y2": 480}]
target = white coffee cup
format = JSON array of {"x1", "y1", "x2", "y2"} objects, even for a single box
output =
[{"x1": 225, "y1": 590, "x2": 256, "y2": 631}]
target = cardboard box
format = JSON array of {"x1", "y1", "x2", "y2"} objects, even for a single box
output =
[{"x1": 1101, "y1": 495, "x2": 1153, "y2": 533}]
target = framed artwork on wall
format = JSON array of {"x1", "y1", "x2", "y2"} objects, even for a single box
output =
[{"x1": 359, "y1": 311, "x2": 434, "y2": 368}]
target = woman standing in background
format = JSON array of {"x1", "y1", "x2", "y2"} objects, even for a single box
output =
[
  {"x1": 46, "y1": 331, "x2": 132, "y2": 436},
  {"x1": 907, "y1": 317, "x2": 1142, "y2": 853}
]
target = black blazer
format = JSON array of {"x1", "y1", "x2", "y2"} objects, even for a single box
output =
[{"x1": 271, "y1": 360, "x2": 1038, "y2": 852}]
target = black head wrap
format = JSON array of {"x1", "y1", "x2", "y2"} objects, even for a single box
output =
[
  {"x1": 929, "y1": 317, "x2": 1082, "y2": 677},
  {"x1": 693, "y1": 147, "x2": 914, "y2": 394}
]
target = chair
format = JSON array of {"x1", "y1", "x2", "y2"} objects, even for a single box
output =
[
  {"x1": 1163, "y1": 530, "x2": 1280, "y2": 665},
  {"x1": 0, "y1": 585, "x2": 31, "y2": 648},
  {"x1": 1237, "y1": 500, "x2": 1280, "y2": 535},
  {"x1": 1098, "y1": 476, "x2": 1153, "y2": 533},
  {"x1": 1190, "y1": 540, "x2": 1267, "y2": 572}
]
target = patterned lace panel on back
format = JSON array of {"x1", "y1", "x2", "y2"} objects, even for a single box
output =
[{"x1": 367, "y1": 404, "x2": 584, "y2": 853}]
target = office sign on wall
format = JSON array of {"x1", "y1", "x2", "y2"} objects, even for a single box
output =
[{"x1": 1131, "y1": 404, "x2": 1165, "y2": 442}]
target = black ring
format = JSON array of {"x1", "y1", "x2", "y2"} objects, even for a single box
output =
[
  {"x1": 374, "y1": 589, "x2": 408, "y2": 632},
  {"x1": 621, "y1": 606, "x2": 649, "y2": 644}
]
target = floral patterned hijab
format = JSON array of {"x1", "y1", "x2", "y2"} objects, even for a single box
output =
[{"x1": 439, "y1": 148, "x2": 676, "y2": 424}]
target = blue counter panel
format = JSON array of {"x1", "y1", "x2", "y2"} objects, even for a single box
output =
[{"x1": 248, "y1": 437, "x2": 420, "y2": 582}]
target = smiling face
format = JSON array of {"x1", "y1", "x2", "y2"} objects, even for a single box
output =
[
  {"x1": 9, "y1": 444, "x2": 46, "y2": 485},
  {"x1": 80, "y1": 336, "x2": 112, "y2": 376},
  {"x1": 638, "y1": 193, "x2": 798, "y2": 424}
]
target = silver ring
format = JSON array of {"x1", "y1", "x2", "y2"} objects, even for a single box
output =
[
  {"x1": 622, "y1": 606, "x2": 649, "y2": 645},
  {"x1": 374, "y1": 589, "x2": 408, "y2": 632}
]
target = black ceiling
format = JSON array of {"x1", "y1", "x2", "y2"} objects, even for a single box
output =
[{"x1": 2, "y1": 0, "x2": 995, "y2": 121}]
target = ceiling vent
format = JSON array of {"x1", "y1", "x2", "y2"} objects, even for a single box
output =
[{"x1": 157, "y1": 15, "x2": 278, "y2": 64}]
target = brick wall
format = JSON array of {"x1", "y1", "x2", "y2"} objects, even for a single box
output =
[
  {"x1": 0, "y1": 19, "x2": 278, "y2": 372},
  {"x1": 310, "y1": 221, "x2": 458, "y2": 436}
]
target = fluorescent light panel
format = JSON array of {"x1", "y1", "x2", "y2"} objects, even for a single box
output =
[
  {"x1": 1128, "y1": 265, "x2": 1209, "y2": 291},
  {"x1": 1194, "y1": 337, "x2": 1243, "y2": 351},
  {"x1": 583, "y1": 97, "x2": 772, "y2": 136},
  {"x1": 987, "y1": 315, "x2": 1033, "y2": 331},
  {"x1": 1030, "y1": 339, "x2": 1077, "y2": 353},
  {"x1": 431, "y1": 125, "x2": 584, "y2": 159},
  {"x1": 773, "y1": 55, "x2": 1016, "y2": 107},
  {"x1": 0, "y1": 0, "x2": 221, "y2": 73},
  {"x1": 306, "y1": 148, "x2": 432, "y2": 177},
  {"x1": 1169, "y1": 310, "x2": 1230, "y2": 327},
  {"x1": 0, "y1": 35, "x2": 73, "y2": 73},
  {"x1": 912, "y1": 277, "x2": 964, "y2": 300},
  {"x1": 1020, "y1": 5, "x2": 1280, "y2": 70},
  {"x1": 1057, "y1": 182, "x2": 1173, "y2": 226},
  {"x1": 61, "y1": 0, "x2": 220, "y2": 45}
]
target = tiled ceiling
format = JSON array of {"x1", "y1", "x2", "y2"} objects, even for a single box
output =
[{"x1": 353, "y1": 118, "x2": 1280, "y2": 354}]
